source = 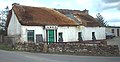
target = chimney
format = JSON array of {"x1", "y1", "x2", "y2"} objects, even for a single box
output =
[
  {"x1": 84, "y1": 9, "x2": 89, "y2": 14},
  {"x1": 75, "y1": 9, "x2": 89, "y2": 15},
  {"x1": 12, "y1": 3, "x2": 20, "y2": 6}
]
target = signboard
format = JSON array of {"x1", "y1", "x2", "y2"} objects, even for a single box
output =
[{"x1": 45, "y1": 25, "x2": 58, "y2": 29}]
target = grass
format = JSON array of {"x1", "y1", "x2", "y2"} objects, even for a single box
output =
[{"x1": 0, "y1": 44, "x2": 15, "y2": 51}]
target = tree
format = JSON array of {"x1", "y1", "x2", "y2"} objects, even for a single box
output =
[
  {"x1": 96, "y1": 13, "x2": 107, "y2": 27},
  {"x1": 0, "y1": 6, "x2": 9, "y2": 35}
]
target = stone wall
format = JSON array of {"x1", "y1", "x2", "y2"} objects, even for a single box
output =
[
  {"x1": 15, "y1": 42, "x2": 44, "y2": 52},
  {"x1": 15, "y1": 42, "x2": 119, "y2": 56},
  {"x1": 48, "y1": 43, "x2": 119, "y2": 56}
]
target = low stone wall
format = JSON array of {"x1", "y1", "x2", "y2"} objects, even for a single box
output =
[
  {"x1": 48, "y1": 43, "x2": 119, "y2": 56},
  {"x1": 15, "y1": 42, "x2": 119, "y2": 56},
  {"x1": 15, "y1": 42, "x2": 44, "y2": 52}
]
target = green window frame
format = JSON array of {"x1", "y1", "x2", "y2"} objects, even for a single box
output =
[{"x1": 27, "y1": 30, "x2": 34, "y2": 42}]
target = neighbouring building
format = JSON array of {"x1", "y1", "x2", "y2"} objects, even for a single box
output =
[
  {"x1": 106, "y1": 26, "x2": 120, "y2": 37},
  {"x1": 6, "y1": 3, "x2": 105, "y2": 43}
]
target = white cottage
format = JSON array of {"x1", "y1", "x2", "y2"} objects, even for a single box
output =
[{"x1": 6, "y1": 4, "x2": 105, "y2": 43}]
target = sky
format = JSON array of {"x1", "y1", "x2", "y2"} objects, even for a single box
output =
[{"x1": 0, "y1": 0, "x2": 120, "y2": 26}]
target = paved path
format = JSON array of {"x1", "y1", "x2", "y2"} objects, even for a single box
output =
[{"x1": 0, "y1": 50, "x2": 120, "y2": 62}]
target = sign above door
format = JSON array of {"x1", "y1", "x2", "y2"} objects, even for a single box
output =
[{"x1": 45, "y1": 25, "x2": 58, "y2": 29}]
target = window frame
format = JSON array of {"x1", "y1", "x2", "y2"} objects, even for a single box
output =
[
  {"x1": 92, "y1": 32, "x2": 96, "y2": 41},
  {"x1": 111, "y1": 29, "x2": 114, "y2": 33},
  {"x1": 117, "y1": 29, "x2": 119, "y2": 36},
  {"x1": 58, "y1": 32, "x2": 63, "y2": 42},
  {"x1": 27, "y1": 30, "x2": 34, "y2": 42},
  {"x1": 78, "y1": 32, "x2": 83, "y2": 41}
]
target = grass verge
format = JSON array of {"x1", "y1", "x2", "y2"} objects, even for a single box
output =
[{"x1": 0, "y1": 44, "x2": 15, "y2": 51}]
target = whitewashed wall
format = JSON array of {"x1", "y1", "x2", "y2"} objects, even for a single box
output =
[
  {"x1": 20, "y1": 26, "x2": 105, "y2": 42},
  {"x1": 21, "y1": 26, "x2": 78, "y2": 42},
  {"x1": 8, "y1": 10, "x2": 22, "y2": 36},
  {"x1": 21, "y1": 26, "x2": 44, "y2": 42},
  {"x1": 57, "y1": 26, "x2": 78, "y2": 42},
  {"x1": 58, "y1": 26, "x2": 105, "y2": 42},
  {"x1": 106, "y1": 27, "x2": 120, "y2": 37},
  {"x1": 82, "y1": 27, "x2": 106, "y2": 40}
]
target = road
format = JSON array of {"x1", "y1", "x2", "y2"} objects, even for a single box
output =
[{"x1": 0, "y1": 50, "x2": 120, "y2": 62}]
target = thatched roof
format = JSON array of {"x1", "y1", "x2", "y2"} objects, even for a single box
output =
[
  {"x1": 6, "y1": 5, "x2": 78, "y2": 27},
  {"x1": 55, "y1": 9, "x2": 102, "y2": 27}
]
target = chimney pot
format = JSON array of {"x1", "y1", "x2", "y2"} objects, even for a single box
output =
[{"x1": 12, "y1": 3, "x2": 20, "y2": 6}]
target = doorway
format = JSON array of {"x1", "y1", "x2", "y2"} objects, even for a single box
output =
[{"x1": 47, "y1": 30, "x2": 56, "y2": 43}]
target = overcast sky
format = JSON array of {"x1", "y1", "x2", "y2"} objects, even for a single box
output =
[{"x1": 0, "y1": 0, "x2": 120, "y2": 26}]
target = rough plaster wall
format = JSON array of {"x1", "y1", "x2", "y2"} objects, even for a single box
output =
[{"x1": 8, "y1": 10, "x2": 21, "y2": 36}]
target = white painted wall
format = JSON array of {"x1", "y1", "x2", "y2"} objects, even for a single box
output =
[
  {"x1": 8, "y1": 10, "x2": 22, "y2": 36},
  {"x1": 106, "y1": 27, "x2": 120, "y2": 37},
  {"x1": 20, "y1": 26, "x2": 105, "y2": 42},
  {"x1": 57, "y1": 26, "x2": 78, "y2": 42},
  {"x1": 21, "y1": 26, "x2": 78, "y2": 42},
  {"x1": 82, "y1": 27, "x2": 106, "y2": 40},
  {"x1": 21, "y1": 26, "x2": 44, "y2": 42},
  {"x1": 57, "y1": 26, "x2": 105, "y2": 42}
]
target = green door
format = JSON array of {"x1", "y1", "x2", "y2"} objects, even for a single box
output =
[{"x1": 48, "y1": 30, "x2": 54, "y2": 43}]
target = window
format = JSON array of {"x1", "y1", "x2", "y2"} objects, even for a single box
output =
[
  {"x1": 58, "y1": 32, "x2": 63, "y2": 42},
  {"x1": 92, "y1": 32, "x2": 96, "y2": 41},
  {"x1": 117, "y1": 29, "x2": 119, "y2": 36},
  {"x1": 36, "y1": 34, "x2": 43, "y2": 43},
  {"x1": 111, "y1": 29, "x2": 114, "y2": 33},
  {"x1": 27, "y1": 30, "x2": 34, "y2": 42},
  {"x1": 78, "y1": 32, "x2": 83, "y2": 41}
]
